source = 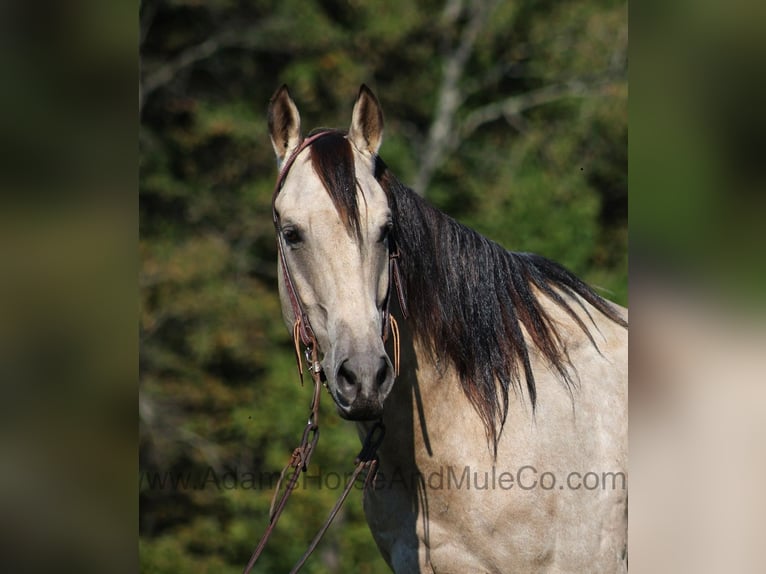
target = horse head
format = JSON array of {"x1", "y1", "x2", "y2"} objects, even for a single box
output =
[{"x1": 268, "y1": 85, "x2": 396, "y2": 421}]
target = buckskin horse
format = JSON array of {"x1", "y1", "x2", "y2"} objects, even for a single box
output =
[{"x1": 266, "y1": 84, "x2": 628, "y2": 573}]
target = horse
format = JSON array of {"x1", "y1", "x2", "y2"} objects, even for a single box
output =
[{"x1": 267, "y1": 84, "x2": 628, "y2": 573}]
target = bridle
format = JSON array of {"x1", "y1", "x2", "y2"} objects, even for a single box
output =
[
  {"x1": 270, "y1": 129, "x2": 407, "y2": 380},
  {"x1": 242, "y1": 131, "x2": 407, "y2": 573}
]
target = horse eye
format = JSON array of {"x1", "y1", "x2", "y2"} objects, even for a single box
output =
[
  {"x1": 281, "y1": 227, "x2": 303, "y2": 246},
  {"x1": 378, "y1": 222, "x2": 393, "y2": 244}
]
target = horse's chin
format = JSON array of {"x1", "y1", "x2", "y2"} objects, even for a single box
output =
[{"x1": 334, "y1": 397, "x2": 384, "y2": 421}]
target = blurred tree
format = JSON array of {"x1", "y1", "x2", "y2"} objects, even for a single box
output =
[{"x1": 140, "y1": 0, "x2": 627, "y2": 571}]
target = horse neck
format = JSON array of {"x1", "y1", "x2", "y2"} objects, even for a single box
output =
[
  {"x1": 355, "y1": 302, "x2": 474, "y2": 474},
  {"x1": 355, "y1": 285, "x2": 623, "y2": 469}
]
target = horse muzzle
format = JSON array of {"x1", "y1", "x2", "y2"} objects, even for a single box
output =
[{"x1": 328, "y1": 352, "x2": 394, "y2": 420}]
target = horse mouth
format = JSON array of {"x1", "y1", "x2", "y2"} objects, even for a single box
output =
[{"x1": 333, "y1": 394, "x2": 384, "y2": 421}]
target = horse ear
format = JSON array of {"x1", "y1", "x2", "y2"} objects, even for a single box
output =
[
  {"x1": 349, "y1": 84, "x2": 384, "y2": 156},
  {"x1": 268, "y1": 84, "x2": 302, "y2": 165}
]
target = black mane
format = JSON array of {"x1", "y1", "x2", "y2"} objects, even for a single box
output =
[
  {"x1": 374, "y1": 157, "x2": 627, "y2": 451},
  {"x1": 307, "y1": 132, "x2": 627, "y2": 451}
]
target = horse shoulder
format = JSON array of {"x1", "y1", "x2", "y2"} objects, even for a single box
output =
[{"x1": 501, "y1": 293, "x2": 628, "y2": 572}]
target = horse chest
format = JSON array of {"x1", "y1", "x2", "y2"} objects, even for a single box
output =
[
  {"x1": 361, "y1": 418, "x2": 560, "y2": 573},
  {"x1": 363, "y1": 466, "x2": 559, "y2": 573},
  {"x1": 361, "y1": 345, "x2": 627, "y2": 573}
]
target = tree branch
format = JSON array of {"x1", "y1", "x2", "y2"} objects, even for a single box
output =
[
  {"x1": 141, "y1": 34, "x2": 226, "y2": 113},
  {"x1": 458, "y1": 68, "x2": 626, "y2": 140},
  {"x1": 140, "y1": 24, "x2": 274, "y2": 114},
  {"x1": 413, "y1": 66, "x2": 626, "y2": 192},
  {"x1": 412, "y1": 0, "x2": 497, "y2": 195}
]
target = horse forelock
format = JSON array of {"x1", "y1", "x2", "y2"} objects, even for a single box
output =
[
  {"x1": 374, "y1": 156, "x2": 627, "y2": 453},
  {"x1": 306, "y1": 130, "x2": 363, "y2": 243}
]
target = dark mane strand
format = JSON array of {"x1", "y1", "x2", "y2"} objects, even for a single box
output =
[
  {"x1": 308, "y1": 130, "x2": 362, "y2": 242},
  {"x1": 375, "y1": 157, "x2": 627, "y2": 453}
]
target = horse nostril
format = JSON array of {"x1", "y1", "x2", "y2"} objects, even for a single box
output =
[
  {"x1": 375, "y1": 356, "x2": 390, "y2": 387},
  {"x1": 337, "y1": 360, "x2": 358, "y2": 392}
]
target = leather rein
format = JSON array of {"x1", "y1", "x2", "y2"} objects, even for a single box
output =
[{"x1": 243, "y1": 131, "x2": 407, "y2": 573}]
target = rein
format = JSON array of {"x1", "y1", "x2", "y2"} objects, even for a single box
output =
[
  {"x1": 243, "y1": 131, "x2": 406, "y2": 573},
  {"x1": 241, "y1": 349, "x2": 385, "y2": 574}
]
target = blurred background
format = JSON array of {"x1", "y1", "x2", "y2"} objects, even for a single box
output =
[
  {"x1": 139, "y1": 0, "x2": 626, "y2": 572},
  {"x1": 630, "y1": 0, "x2": 766, "y2": 571},
  {"x1": 3, "y1": 0, "x2": 765, "y2": 572}
]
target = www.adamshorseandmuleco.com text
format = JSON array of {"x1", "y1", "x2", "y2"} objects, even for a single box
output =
[{"x1": 140, "y1": 465, "x2": 626, "y2": 493}]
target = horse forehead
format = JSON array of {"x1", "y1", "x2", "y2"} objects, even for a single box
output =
[
  {"x1": 275, "y1": 155, "x2": 335, "y2": 214},
  {"x1": 275, "y1": 150, "x2": 389, "y2": 220}
]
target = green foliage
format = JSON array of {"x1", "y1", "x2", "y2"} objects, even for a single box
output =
[{"x1": 140, "y1": 0, "x2": 627, "y2": 571}]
